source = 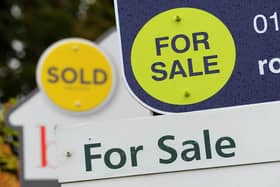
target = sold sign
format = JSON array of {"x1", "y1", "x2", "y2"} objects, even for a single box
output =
[{"x1": 37, "y1": 39, "x2": 115, "y2": 113}]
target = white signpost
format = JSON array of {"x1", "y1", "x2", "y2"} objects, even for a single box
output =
[
  {"x1": 6, "y1": 29, "x2": 151, "y2": 187},
  {"x1": 57, "y1": 101, "x2": 280, "y2": 187},
  {"x1": 60, "y1": 163, "x2": 280, "y2": 187}
]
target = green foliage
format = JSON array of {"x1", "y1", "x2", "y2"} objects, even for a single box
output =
[
  {"x1": 0, "y1": 0, "x2": 115, "y2": 102},
  {"x1": 0, "y1": 99, "x2": 19, "y2": 176}
]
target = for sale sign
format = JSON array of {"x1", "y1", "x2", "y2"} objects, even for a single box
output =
[{"x1": 114, "y1": 0, "x2": 280, "y2": 113}]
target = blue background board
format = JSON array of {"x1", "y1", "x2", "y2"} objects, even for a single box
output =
[{"x1": 115, "y1": 0, "x2": 280, "y2": 113}]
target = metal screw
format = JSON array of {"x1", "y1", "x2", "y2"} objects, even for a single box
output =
[
  {"x1": 65, "y1": 151, "x2": 72, "y2": 158},
  {"x1": 184, "y1": 91, "x2": 191, "y2": 98},
  {"x1": 72, "y1": 45, "x2": 79, "y2": 52},
  {"x1": 174, "y1": 15, "x2": 182, "y2": 22},
  {"x1": 74, "y1": 100, "x2": 81, "y2": 107}
]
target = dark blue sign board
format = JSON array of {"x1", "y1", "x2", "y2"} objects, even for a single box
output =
[{"x1": 115, "y1": 0, "x2": 280, "y2": 113}]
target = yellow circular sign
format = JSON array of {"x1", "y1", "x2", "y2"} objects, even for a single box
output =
[
  {"x1": 131, "y1": 8, "x2": 236, "y2": 105},
  {"x1": 37, "y1": 39, "x2": 115, "y2": 113}
]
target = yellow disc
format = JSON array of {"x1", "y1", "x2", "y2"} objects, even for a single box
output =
[
  {"x1": 131, "y1": 8, "x2": 236, "y2": 105},
  {"x1": 37, "y1": 39, "x2": 114, "y2": 113}
]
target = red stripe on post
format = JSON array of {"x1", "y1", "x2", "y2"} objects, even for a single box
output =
[{"x1": 40, "y1": 126, "x2": 47, "y2": 167}]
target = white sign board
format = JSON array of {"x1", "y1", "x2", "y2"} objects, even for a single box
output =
[
  {"x1": 6, "y1": 29, "x2": 151, "y2": 183},
  {"x1": 57, "y1": 101, "x2": 280, "y2": 184},
  {"x1": 61, "y1": 162, "x2": 280, "y2": 187}
]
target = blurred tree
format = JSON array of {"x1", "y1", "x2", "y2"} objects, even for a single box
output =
[
  {"x1": 0, "y1": 99, "x2": 19, "y2": 187},
  {"x1": 0, "y1": 0, "x2": 115, "y2": 102},
  {"x1": 0, "y1": 172, "x2": 19, "y2": 187}
]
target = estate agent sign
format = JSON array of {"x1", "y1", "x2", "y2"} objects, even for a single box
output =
[
  {"x1": 114, "y1": 0, "x2": 280, "y2": 113},
  {"x1": 57, "y1": 102, "x2": 280, "y2": 186},
  {"x1": 6, "y1": 30, "x2": 151, "y2": 187}
]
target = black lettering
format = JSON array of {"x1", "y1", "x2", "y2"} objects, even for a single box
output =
[
  {"x1": 47, "y1": 67, "x2": 59, "y2": 83},
  {"x1": 104, "y1": 148, "x2": 127, "y2": 169},
  {"x1": 170, "y1": 60, "x2": 187, "y2": 79},
  {"x1": 80, "y1": 69, "x2": 91, "y2": 84},
  {"x1": 171, "y1": 34, "x2": 190, "y2": 53},
  {"x1": 155, "y1": 37, "x2": 169, "y2": 56},
  {"x1": 204, "y1": 55, "x2": 220, "y2": 74},
  {"x1": 188, "y1": 59, "x2": 203, "y2": 76},
  {"x1": 62, "y1": 68, "x2": 77, "y2": 84},
  {"x1": 94, "y1": 69, "x2": 107, "y2": 85},
  {"x1": 151, "y1": 62, "x2": 168, "y2": 81},
  {"x1": 84, "y1": 143, "x2": 102, "y2": 172},
  {"x1": 193, "y1": 32, "x2": 210, "y2": 51},
  {"x1": 181, "y1": 140, "x2": 201, "y2": 161},
  {"x1": 204, "y1": 130, "x2": 212, "y2": 159},
  {"x1": 130, "y1": 145, "x2": 144, "y2": 167},
  {"x1": 158, "y1": 135, "x2": 177, "y2": 164},
  {"x1": 216, "y1": 137, "x2": 236, "y2": 158}
]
